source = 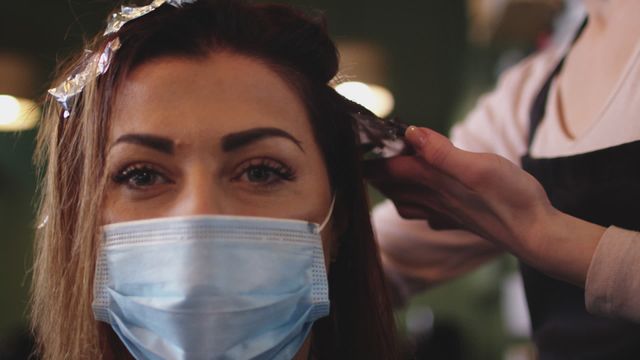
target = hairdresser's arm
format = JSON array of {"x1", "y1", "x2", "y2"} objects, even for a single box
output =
[
  {"x1": 369, "y1": 50, "x2": 558, "y2": 301},
  {"x1": 384, "y1": 126, "x2": 640, "y2": 323},
  {"x1": 376, "y1": 123, "x2": 640, "y2": 323},
  {"x1": 370, "y1": 47, "x2": 640, "y2": 321},
  {"x1": 377, "y1": 126, "x2": 605, "y2": 288}
]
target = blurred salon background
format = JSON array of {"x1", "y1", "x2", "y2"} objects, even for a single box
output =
[{"x1": 0, "y1": 0, "x2": 583, "y2": 358}]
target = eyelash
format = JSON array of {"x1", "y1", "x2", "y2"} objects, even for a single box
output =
[
  {"x1": 112, "y1": 163, "x2": 171, "y2": 190},
  {"x1": 111, "y1": 158, "x2": 296, "y2": 191},
  {"x1": 232, "y1": 158, "x2": 297, "y2": 185}
]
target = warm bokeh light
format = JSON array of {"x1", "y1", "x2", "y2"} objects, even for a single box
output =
[
  {"x1": 334, "y1": 81, "x2": 395, "y2": 118},
  {"x1": 0, "y1": 95, "x2": 40, "y2": 131}
]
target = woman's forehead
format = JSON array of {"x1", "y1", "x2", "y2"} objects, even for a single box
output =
[{"x1": 109, "y1": 52, "x2": 314, "y2": 146}]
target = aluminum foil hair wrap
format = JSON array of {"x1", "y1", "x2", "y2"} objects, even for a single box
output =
[
  {"x1": 339, "y1": 97, "x2": 411, "y2": 159},
  {"x1": 47, "y1": 38, "x2": 121, "y2": 119},
  {"x1": 105, "y1": 0, "x2": 197, "y2": 35},
  {"x1": 355, "y1": 113, "x2": 411, "y2": 159},
  {"x1": 48, "y1": 0, "x2": 198, "y2": 119}
]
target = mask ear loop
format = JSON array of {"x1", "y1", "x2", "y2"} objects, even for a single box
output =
[{"x1": 317, "y1": 195, "x2": 336, "y2": 234}]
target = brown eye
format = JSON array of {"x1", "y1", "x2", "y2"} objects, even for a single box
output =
[
  {"x1": 233, "y1": 158, "x2": 296, "y2": 187},
  {"x1": 113, "y1": 164, "x2": 172, "y2": 190},
  {"x1": 129, "y1": 169, "x2": 157, "y2": 187},
  {"x1": 247, "y1": 166, "x2": 273, "y2": 183}
]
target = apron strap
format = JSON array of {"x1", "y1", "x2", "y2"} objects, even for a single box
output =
[{"x1": 527, "y1": 17, "x2": 589, "y2": 149}]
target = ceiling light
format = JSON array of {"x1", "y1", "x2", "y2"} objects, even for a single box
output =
[
  {"x1": 334, "y1": 81, "x2": 395, "y2": 118},
  {"x1": 0, "y1": 95, "x2": 40, "y2": 131},
  {"x1": 335, "y1": 41, "x2": 395, "y2": 118}
]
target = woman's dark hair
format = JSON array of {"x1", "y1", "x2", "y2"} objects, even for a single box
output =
[{"x1": 33, "y1": 0, "x2": 399, "y2": 358}]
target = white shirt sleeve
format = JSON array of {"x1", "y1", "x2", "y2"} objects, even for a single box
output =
[
  {"x1": 586, "y1": 226, "x2": 640, "y2": 322},
  {"x1": 372, "y1": 200, "x2": 502, "y2": 303}
]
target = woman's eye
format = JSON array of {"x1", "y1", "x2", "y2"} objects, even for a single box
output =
[
  {"x1": 235, "y1": 158, "x2": 296, "y2": 186},
  {"x1": 112, "y1": 164, "x2": 171, "y2": 190},
  {"x1": 246, "y1": 167, "x2": 274, "y2": 183}
]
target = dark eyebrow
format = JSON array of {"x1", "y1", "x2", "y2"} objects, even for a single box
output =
[
  {"x1": 221, "y1": 127, "x2": 304, "y2": 153},
  {"x1": 110, "y1": 134, "x2": 174, "y2": 154}
]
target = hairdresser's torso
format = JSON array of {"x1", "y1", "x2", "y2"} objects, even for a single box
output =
[{"x1": 520, "y1": 1, "x2": 640, "y2": 357}]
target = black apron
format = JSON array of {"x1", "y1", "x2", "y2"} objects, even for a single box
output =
[{"x1": 519, "y1": 22, "x2": 640, "y2": 359}]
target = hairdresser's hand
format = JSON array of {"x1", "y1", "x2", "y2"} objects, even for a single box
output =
[
  {"x1": 366, "y1": 126, "x2": 552, "y2": 252},
  {"x1": 365, "y1": 126, "x2": 604, "y2": 286}
]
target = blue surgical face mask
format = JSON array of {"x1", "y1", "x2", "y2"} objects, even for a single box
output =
[{"x1": 92, "y1": 199, "x2": 334, "y2": 360}]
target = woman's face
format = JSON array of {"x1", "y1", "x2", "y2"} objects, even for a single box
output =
[{"x1": 103, "y1": 52, "x2": 334, "y2": 249}]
